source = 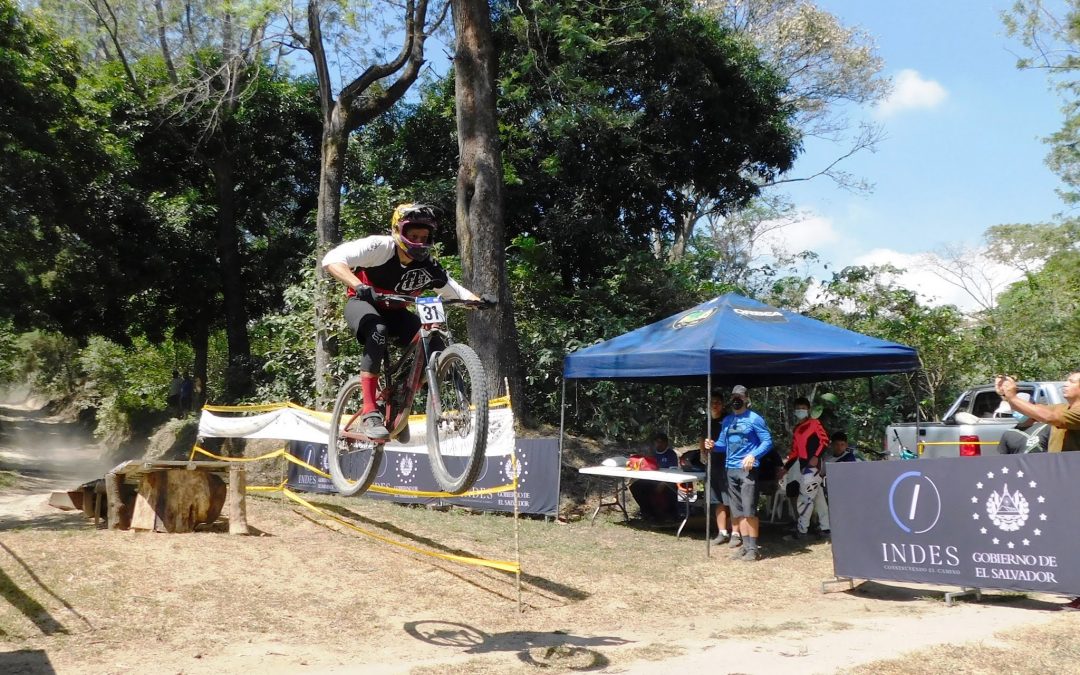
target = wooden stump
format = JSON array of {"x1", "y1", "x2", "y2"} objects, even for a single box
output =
[
  {"x1": 106, "y1": 471, "x2": 131, "y2": 530},
  {"x1": 228, "y1": 465, "x2": 249, "y2": 535},
  {"x1": 130, "y1": 470, "x2": 227, "y2": 533}
]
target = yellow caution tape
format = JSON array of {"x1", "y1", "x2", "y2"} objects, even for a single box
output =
[
  {"x1": 201, "y1": 402, "x2": 290, "y2": 413},
  {"x1": 195, "y1": 444, "x2": 521, "y2": 573},
  {"x1": 202, "y1": 395, "x2": 512, "y2": 417},
  {"x1": 916, "y1": 440, "x2": 998, "y2": 456},
  {"x1": 189, "y1": 445, "x2": 515, "y2": 498},
  {"x1": 279, "y1": 488, "x2": 520, "y2": 573}
]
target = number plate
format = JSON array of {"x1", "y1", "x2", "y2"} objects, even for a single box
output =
[{"x1": 416, "y1": 296, "x2": 446, "y2": 323}]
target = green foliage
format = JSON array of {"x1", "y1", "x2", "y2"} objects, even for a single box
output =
[
  {"x1": 981, "y1": 225, "x2": 1080, "y2": 380},
  {"x1": 17, "y1": 331, "x2": 82, "y2": 399},
  {"x1": 493, "y1": 0, "x2": 800, "y2": 284},
  {"x1": 1005, "y1": 1, "x2": 1080, "y2": 204},
  {"x1": 811, "y1": 265, "x2": 982, "y2": 429},
  {"x1": 0, "y1": 321, "x2": 19, "y2": 385},
  {"x1": 78, "y1": 336, "x2": 194, "y2": 439}
]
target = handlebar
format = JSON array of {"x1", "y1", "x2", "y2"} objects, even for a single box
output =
[{"x1": 373, "y1": 292, "x2": 496, "y2": 309}]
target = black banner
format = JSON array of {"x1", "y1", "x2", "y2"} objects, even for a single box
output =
[
  {"x1": 829, "y1": 453, "x2": 1080, "y2": 595},
  {"x1": 286, "y1": 438, "x2": 560, "y2": 516}
]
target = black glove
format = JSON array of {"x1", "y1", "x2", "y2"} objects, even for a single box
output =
[{"x1": 353, "y1": 283, "x2": 376, "y2": 304}]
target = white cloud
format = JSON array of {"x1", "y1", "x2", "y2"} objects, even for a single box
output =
[
  {"x1": 850, "y1": 248, "x2": 1023, "y2": 312},
  {"x1": 759, "y1": 213, "x2": 841, "y2": 256},
  {"x1": 876, "y1": 69, "x2": 948, "y2": 117}
]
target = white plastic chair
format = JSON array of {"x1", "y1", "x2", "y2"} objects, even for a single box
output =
[{"x1": 766, "y1": 486, "x2": 794, "y2": 523}]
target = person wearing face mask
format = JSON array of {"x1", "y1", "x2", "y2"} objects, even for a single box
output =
[
  {"x1": 715, "y1": 385, "x2": 773, "y2": 561},
  {"x1": 699, "y1": 390, "x2": 732, "y2": 544},
  {"x1": 780, "y1": 397, "x2": 830, "y2": 541},
  {"x1": 994, "y1": 393, "x2": 1050, "y2": 454}
]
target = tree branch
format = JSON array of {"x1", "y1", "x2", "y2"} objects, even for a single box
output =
[
  {"x1": 306, "y1": 0, "x2": 334, "y2": 124},
  {"x1": 339, "y1": 0, "x2": 429, "y2": 103}
]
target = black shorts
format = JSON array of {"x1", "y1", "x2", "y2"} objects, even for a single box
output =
[
  {"x1": 727, "y1": 467, "x2": 759, "y2": 518},
  {"x1": 708, "y1": 454, "x2": 729, "y2": 506},
  {"x1": 344, "y1": 299, "x2": 420, "y2": 346}
]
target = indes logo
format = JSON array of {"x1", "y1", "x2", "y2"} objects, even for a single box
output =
[
  {"x1": 733, "y1": 307, "x2": 787, "y2": 323},
  {"x1": 888, "y1": 471, "x2": 942, "y2": 534},
  {"x1": 972, "y1": 467, "x2": 1045, "y2": 549},
  {"x1": 672, "y1": 308, "x2": 716, "y2": 329}
]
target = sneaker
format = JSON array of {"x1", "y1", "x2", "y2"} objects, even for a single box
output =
[
  {"x1": 1060, "y1": 597, "x2": 1080, "y2": 611},
  {"x1": 728, "y1": 536, "x2": 744, "y2": 549},
  {"x1": 817, "y1": 529, "x2": 831, "y2": 541},
  {"x1": 783, "y1": 532, "x2": 804, "y2": 542},
  {"x1": 710, "y1": 532, "x2": 731, "y2": 545},
  {"x1": 737, "y1": 548, "x2": 762, "y2": 562},
  {"x1": 729, "y1": 548, "x2": 749, "y2": 561},
  {"x1": 360, "y1": 411, "x2": 390, "y2": 441}
]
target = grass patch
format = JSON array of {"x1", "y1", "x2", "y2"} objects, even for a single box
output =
[
  {"x1": 845, "y1": 614, "x2": 1080, "y2": 674},
  {"x1": 0, "y1": 470, "x2": 18, "y2": 489}
]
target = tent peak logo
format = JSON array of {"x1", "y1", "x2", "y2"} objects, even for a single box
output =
[
  {"x1": 733, "y1": 307, "x2": 787, "y2": 323},
  {"x1": 972, "y1": 468, "x2": 1046, "y2": 548},
  {"x1": 672, "y1": 308, "x2": 715, "y2": 329}
]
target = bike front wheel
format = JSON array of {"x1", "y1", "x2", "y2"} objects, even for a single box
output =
[
  {"x1": 426, "y1": 344, "x2": 489, "y2": 494},
  {"x1": 328, "y1": 375, "x2": 384, "y2": 496}
]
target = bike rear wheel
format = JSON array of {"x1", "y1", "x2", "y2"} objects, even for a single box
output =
[
  {"x1": 426, "y1": 344, "x2": 488, "y2": 494},
  {"x1": 328, "y1": 375, "x2": 384, "y2": 496}
]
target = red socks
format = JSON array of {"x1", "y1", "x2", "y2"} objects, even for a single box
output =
[{"x1": 360, "y1": 374, "x2": 379, "y2": 414}]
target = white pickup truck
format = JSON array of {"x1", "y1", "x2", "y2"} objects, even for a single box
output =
[{"x1": 885, "y1": 381, "x2": 1066, "y2": 459}]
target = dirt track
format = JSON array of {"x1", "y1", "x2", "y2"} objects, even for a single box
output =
[{"x1": 1, "y1": 402, "x2": 1078, "y2": 674}]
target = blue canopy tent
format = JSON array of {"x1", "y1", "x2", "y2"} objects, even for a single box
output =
[
  {"x1": 559, "y1": 293, "x2": 919, "y2": 553},
  {"x1": 562, "y1": 293, "x2": 920, "y2": 385}
]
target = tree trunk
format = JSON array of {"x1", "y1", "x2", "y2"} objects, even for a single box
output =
[
  {"x1": 452, "y1": 0, "x2": 530, "y2": 424},
  {"x1": 192, "y1": 312, "x2": 209, "y2": 410},
  {"x1": 213, "y1": 155, "x2": 252, "y2": 401},
  {"x1": 313, "y1": 105, "x2": 350, "y2": 407}
]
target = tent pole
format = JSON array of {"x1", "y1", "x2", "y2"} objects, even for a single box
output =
[
  {"x1": 558, "y1": 377, "x2": 566, "y2": 520},
  {"x1": 706, "y1": 372, "x2": 712, "y2": 558}
]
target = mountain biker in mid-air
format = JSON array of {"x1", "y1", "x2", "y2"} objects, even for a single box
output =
[{"x1": 322, "y1": 203, "x2": 481, "y2": 441}]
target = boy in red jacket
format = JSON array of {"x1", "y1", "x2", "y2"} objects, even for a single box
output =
[{"x1": 780, "y1": 397, "x2": 830, "y2": 540}]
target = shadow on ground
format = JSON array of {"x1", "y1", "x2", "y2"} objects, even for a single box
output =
[
  {"x1": 0, "y1": 649, "x2": 56, "y2": 674},
  {"x1": 844, "y1": 580, "x2": 1066, "y2": 611},
  {"x1": 404, "y1": 619, "x2": 631, "y2": 671},
  {"x1": 0, "y1": 541, "x2": 93, "y2": 636},
  {"x1": 310, "y1": 500, "x2": 590, "y2": 606}
]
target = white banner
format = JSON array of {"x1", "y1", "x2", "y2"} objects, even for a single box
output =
[{"x1": 197, "y1": 405, "x2": 515, "y2": 456}]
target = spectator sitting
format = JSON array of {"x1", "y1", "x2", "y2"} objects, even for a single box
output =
[
  {"x1": 825, "y1": 431, "x2": 862, "y2": 463},
  {"x1": 629, "y1": 432, "x2": 679, "y2": 521},
  {"x1": 993, "y1": 394, "x2": 1050, "y2": 454}
]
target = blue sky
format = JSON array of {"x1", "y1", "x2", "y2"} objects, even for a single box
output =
[{"x1": 772, "y1": 0, "x2": 1068, "y2": 308}]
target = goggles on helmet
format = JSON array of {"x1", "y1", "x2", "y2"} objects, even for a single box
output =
[{"x1": 391, "y1": 203, "x2": 438, "y2": 261}]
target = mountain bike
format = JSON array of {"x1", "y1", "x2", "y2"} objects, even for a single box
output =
[{"x1": 328, "y1": 293, "x2": 494, "y2": 497}]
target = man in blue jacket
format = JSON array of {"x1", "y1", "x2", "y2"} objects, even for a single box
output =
[{"x1": 716, "y1": 385, "x2": 773, "y2": 561}]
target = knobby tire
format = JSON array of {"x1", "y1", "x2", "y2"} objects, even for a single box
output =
[
  {"x1": 426, "y1": 344, "x2": 488, "y2": 494},
  {"x1": 327, "y1": 375, "x2": 384, "y2": 496}
]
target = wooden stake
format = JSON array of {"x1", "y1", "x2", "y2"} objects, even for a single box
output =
[
  {"x1": 513, "y1": 449, "x2": 522, "y2": 614},
  {"x1": 106, "y1": 471, "x2": 123, "y2": 530},
  {"x1": 228, "y1": 465, "x2": 249, "y2": 535}
]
